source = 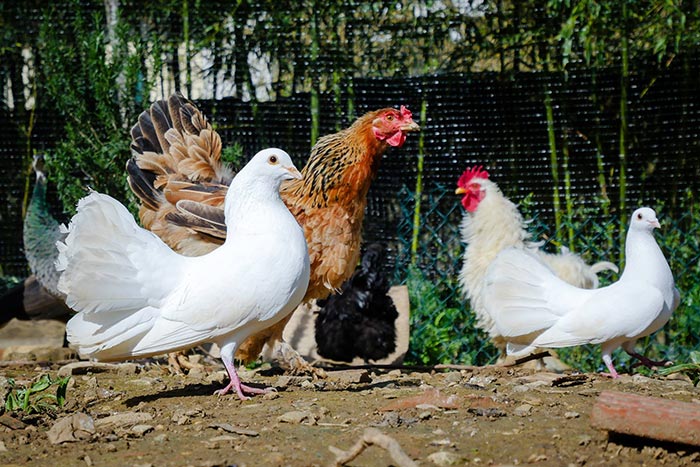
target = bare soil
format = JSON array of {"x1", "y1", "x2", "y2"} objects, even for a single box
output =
[{"x1": 1, "y1": 321, "x2": 699, "y2": 467}]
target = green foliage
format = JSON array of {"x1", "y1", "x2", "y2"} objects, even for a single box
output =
[
  {"x1": 4, "y1": 374, "x2": 70, "y2": 415},
  {"x1": 405, "y1": 265, "x2": 494, "y2": 366},
  {"x1": 37, "y1": 1, "x2": 153, "y2": 213},
  {"x1": 658, "y1": 351, "x2": 700, "y2": 386}
]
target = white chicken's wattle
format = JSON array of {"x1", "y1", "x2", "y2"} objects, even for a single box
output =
[{"x1": 57, "y1": 148, "x2": 310, "y2": 399}]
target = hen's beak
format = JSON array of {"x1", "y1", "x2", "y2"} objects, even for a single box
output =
[
  {"x1": 401, "y1": 121, "x2": 421, "y2": 132},
  {"x1": 455, "y1": 187, "x2": 466, "y2": 195},
  {"x1": 285, "y1": 166, "x2": 303, "y2": 180}
]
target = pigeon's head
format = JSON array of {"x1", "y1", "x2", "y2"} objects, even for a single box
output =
[
  {"x1": 631, "y1": 207, "x2": 660, "y2": 232},
  {"x1": 247, "y1": 148, "x2": 302, "y2": 183},
  {"x1": 455, "y1": 165, "x2": 491, "y2": 213}
]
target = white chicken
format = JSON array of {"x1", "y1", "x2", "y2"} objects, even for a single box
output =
[
  {"x1": 456, "y1": 165, "x2": 618, "y2": 346},
  {"x1": 57, "y1": 148, "x2": 310, "y2": 399},
  {"x1": 484, "y1": 207, "x2": 680, "y2": 377}
]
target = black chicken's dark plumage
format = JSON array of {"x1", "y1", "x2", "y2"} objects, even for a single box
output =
[{"x1": 314, "y1": 244, "x2": 398, "y2": 363}]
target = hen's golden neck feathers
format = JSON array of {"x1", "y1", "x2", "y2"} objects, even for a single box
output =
[{"x1": 282, "y1": 109, "x2": 395, "y2": 208}]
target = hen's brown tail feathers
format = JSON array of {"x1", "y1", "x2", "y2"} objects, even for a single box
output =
[{"x1": 127, "y1": 93, "x2": 232, "y2": 251}]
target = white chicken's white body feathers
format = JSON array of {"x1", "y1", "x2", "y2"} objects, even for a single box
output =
[
  {"x1": 458, "y1": 178, "x2": 617, "y2": 341},
  {"x1": 484, "y1": 207, "x2": 679, "y2": 364},
  {"x1": 58, "y1": 149, "x2": 310, "y2": 363}
]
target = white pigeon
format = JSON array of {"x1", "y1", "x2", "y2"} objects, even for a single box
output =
[
  {"x1": 483, "y1": 207, "x2": 680, "y2": 377},
  {"x1": 57, "y1": 148, "x2": 310, "y2": 399}
]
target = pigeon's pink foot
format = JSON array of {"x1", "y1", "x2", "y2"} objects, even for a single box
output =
[{"x1": 215, "y1": 352, "x2": 276, "y2": 400}]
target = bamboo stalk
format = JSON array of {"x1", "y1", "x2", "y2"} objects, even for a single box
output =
[
  {"x1": 410, "y1": 96, "x2": 428, "y2": 264},
  {"x1": 544, "y1": 89, "x2": 562, "y2": 234}
]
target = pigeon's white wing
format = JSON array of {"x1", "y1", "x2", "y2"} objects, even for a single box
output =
[
  {"x1": 483, "y1": 247, "x2": 592, "y2": 338},
  {"x1": 127, "y1": 228, "x2": 310, "y2": 356},
  {"x1": 530, "y1": 281, "x2": 665, "y2": 348}
]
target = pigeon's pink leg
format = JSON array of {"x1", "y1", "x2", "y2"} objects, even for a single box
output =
[
  {"x1": 215, "y1": 351, "x2": 274, "y2": 400},
  {"x1": 600, "y1": 354, "x2": 620, "y2": 379}
]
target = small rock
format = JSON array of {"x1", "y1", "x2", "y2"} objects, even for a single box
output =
[
  {"x1": 277, "y1": 410, "x2": 317, "y2": 425},
  {"x1": 57, "y1": 361, "x2": 125, "y2": 377},
  {"x1": 0, "y1": 414, "x2": 27, "y2": 430},
  {"x1": 105, "y1": 444, "x2": 118, "y2": 452},
  {"x1": 429, "y1": 438, "x2": 452, "y2": 446},
  {"x1": 444, "y1": 372, "x2": 462, "y2": 384},
  {"x1": 564, "y1": 411, "x2": 580, "y2": 419},
  {"x1": 153, "y1": 434, "x2": 168, "y2": 443},
  {"x1": 330, "y1": 369, "x2": 371, "y2": 385},
  {"x1": 467, "y1": 375, "x2": 495, "y2": 388},
  {"x1": 95, "y1": 412, "x2": 153, "y2": 430},
  {"x1": 47, "y1": 413, "x2": 95, "y2": 444},
  {"x1": 0, "y1": 440, "x2": 7, "y2": 452},
  {"x1": 578, "y1": 434, "x2": 592, "y2": 446},
  {"x1": 274, "y1": 375, "x2": 310, "y2": 388},
  {"x1": 427, "y1": 450, "x2": 461, "y2": 466},
  {"x1": 300, "y1": 379, "x2": 315, "y2": 390},
  {"x1": 418, "y1": 411, "x2": 432, "y2": 420},
  {"x1": 514, "y1": 404, "x2": 533, "y2": 417},
  {"x1": 204, "y1": 435, "x2": 237, "y2": 449},
  {"x1": 209, "y1": 423, "x2": 259, "y2": 437},
  {"x1": 130, "y1": 425, "x2": 154, "y2": 436},
  {"x1": 116, "y1": 363, "x2": 140, "y2": 376},
  {"x1": 262, "y1": 391, "x2": 280, "y2": 400}
]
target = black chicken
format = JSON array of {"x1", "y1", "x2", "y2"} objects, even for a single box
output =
[{"x1": 314, "y1": 243, "x2": 398, "y2": 363}]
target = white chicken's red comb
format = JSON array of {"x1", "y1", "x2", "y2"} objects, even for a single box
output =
[{"x1": 457, "y1": 166, "x2": 489, "y2": 187}]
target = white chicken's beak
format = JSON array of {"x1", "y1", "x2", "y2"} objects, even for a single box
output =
[
  {"x1": 285, "y1": 166, "x2": 303, "y2": 180},
  {"x1": 455, "y1": 187, "x2": 466, "y2": 195}
]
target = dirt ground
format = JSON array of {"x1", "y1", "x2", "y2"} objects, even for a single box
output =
[{"x1": 1, "y1": 320, "x2": 699, "y2": 467}]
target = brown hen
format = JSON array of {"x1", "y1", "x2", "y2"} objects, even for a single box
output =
[{"x1": 127, "y1": 93, "x2": 419, "y2": 371}]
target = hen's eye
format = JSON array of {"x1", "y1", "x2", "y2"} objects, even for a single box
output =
[
  {"x1": 386, "y1": 115, "x2": 394, "y2": 121},
  {"x1": 269, "y1": 155, "x2": 278, "y2": 164},
  {"x1": 637, "y1": 213, "x2": 643, "y2": 220}
]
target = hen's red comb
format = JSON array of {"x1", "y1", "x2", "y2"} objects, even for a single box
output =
[
  {"x1": 457, "y1": 166, "x2": 489, "y2": 187},
  {"x1": 400, "y1": 105, "x2": 412, "y2": 120}
]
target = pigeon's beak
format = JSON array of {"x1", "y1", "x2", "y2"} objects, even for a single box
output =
[
  {"x1": 455, "y1": 187, "x2": 466, "y2": 195},
  {"x1": 650, "y1": 219, "x2": 661, "y2": 229},
  {"x1": 285, "y1": 166, "x2": 303, "y2": 180}
]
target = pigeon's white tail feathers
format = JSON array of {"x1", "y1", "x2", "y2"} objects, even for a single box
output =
[
  {"x1": 590, "y1": 260, "x2": 619, "y2": 275},
  {"x1": 66, "y1": 306, "x2": 159, "y2": 360},
  {"x1": 484, "y1": 248, "x2": 589, "y2": 338},
  {"x1": 57, "y1": 192, "x2": 182, "y2": 315}
]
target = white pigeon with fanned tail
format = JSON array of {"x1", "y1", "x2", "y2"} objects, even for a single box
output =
[
  {"x1": 57, "y1": 148, "x2": 310, "y2": 399},
  {"x1": 484, "y1": 207, "x2": 680, "y2": 377}
]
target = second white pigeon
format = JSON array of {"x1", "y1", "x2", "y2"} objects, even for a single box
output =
[
  {"x1": 483, "y1": 207, "x2": 680, "y2": 377},
  {"x1": 57, "y1": 148, "x2": 310, "y2": 399}
]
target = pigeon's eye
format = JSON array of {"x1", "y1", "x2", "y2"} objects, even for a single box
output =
[
  {"x1": 269, "y1": 155, "x2": 278, "y2": 164},
  {"x1": 637, "y1": 213, "x2": 643, "y2": 220}
]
